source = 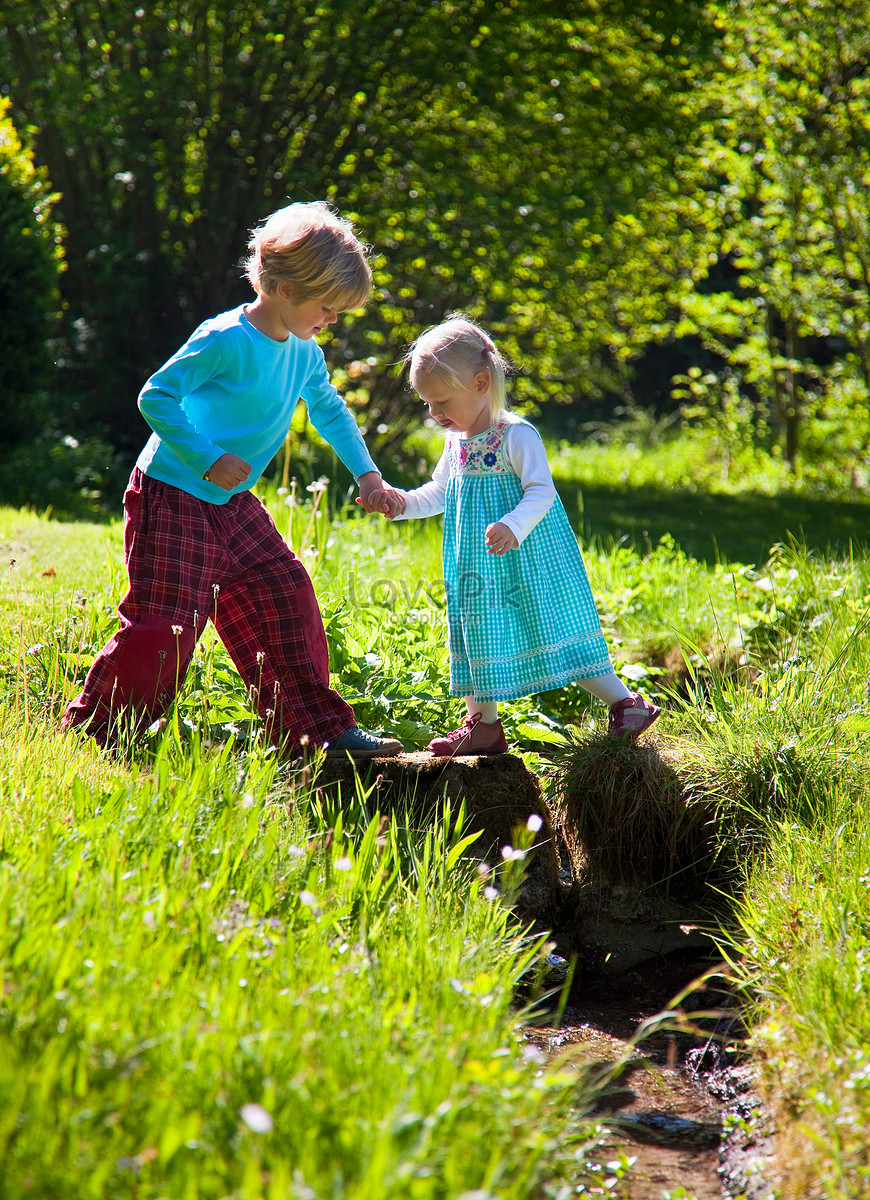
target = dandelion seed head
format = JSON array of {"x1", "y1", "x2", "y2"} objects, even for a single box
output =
[{"x1": 240, "y1": 1102, "x2": 274, "y2": 1133}]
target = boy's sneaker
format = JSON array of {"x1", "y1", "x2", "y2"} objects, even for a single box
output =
[
  {"x1": 323, "y1": 726, "x2": 402, "y2": 759},
  {"x1": 607, "y1": 693, "x2": 661, "y2": 739},
  {"x1": 521, "y1": 953, "x2": 571, "y2": 988},
  {"x1": 428, "y1": 714, "x2": 508, "y2": 758},
  {"x1": 541, "y1": 953, "x2": 570, "y2": 986}
]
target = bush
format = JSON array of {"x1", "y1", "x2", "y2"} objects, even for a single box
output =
[
  {"x1": 0, "y1": 98, "x2": 64, "y2": 449},
  {"x1": 0, "y1": 427, "x2": 130, "y2": 519}
]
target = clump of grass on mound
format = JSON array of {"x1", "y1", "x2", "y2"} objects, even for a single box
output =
[
  {"x1": 549, "y1": 666, "x2": 867, "y2": 900},
  {"x1": 550, "y1": 731, "x2": 729, "y2": 898},
  {"x1": 551, "y1": 620, "x2": 870, "y2": 902}
]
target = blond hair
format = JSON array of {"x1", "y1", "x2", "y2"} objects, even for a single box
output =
[
  {"x1": 405, "y1": 316, "x2": 510, "y2": 424},
  {"x1": 244, "y1": 201, "x2": 372, "y2": 311}
]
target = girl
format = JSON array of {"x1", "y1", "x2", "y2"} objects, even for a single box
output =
[
  {"x1": 376, "y1": 316, "x2": 660, "y2": 757},
  {"x1": 63, "y1": 202, "x2": 405, "y2": 759}
]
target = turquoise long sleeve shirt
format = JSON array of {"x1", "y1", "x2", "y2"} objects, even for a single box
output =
[{"x1": 136, "y1": 305, "x2": 378, "y2": 504}]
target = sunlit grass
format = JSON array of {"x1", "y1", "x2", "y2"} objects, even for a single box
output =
[
  {"x1": 0, "y1": 505, "x2": 613, "y2": 1198},
  {"x1": 4, "y1": 458, "x2": 870, "y2": 1196},
  {"x1": 0, "y1": 708, "x2": 612, "y2": 1198},
  {"x1": 726, "y1": 796, "x2": 870, "y2": 1200}
]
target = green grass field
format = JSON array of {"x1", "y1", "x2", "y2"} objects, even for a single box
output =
[{"x1": 3, "y1": 430, "x2": 870, "y2": 1198}]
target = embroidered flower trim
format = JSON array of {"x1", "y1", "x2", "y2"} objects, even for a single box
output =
[{"x1": 450, "y1": 420, "x2": 512, "y2": 476}]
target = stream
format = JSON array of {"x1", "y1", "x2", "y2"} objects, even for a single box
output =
[{"x1": 525, "y1": 951, "x2": 778, "y2": 1199}]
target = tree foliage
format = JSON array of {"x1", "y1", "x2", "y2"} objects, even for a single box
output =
[
  {"x1": 0, "y1": 0, "x2": 712, "y2": 451},
  {"x1": 1, "y1": 1, "x2": 869, "y2": 475},
  {"x1": 669, "y1": 0, "x2": 870, "y2": 469}
]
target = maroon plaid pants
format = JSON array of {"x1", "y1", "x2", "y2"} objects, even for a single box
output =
[{"x1": 62, "y1": 469, "x2": 355, "y2": 751}]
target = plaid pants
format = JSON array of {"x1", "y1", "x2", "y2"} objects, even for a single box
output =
[{"x1": 62, "y1": 469, "x2": 355, "y2": 750}]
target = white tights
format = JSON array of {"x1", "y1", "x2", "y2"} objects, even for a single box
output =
[{"x1": 465, "y1": 671, "x2": 632, "y2": 724}]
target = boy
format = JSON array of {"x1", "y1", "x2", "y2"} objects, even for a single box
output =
[{"x1": 63, "y1": 202, "x2": 404, "y2": 759}]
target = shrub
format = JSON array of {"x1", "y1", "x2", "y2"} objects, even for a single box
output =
[{"x1": 0, "y1": 98, "x2": 64, "y2": 450}]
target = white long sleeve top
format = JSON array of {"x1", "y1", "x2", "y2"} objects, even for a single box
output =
[{"x1": 395, "y1": 416, "x2": 556, "y2": 545}]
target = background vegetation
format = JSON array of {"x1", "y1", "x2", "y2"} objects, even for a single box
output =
[{"x1": 2, "y1": 0, "x2": 870, "y2": 512}]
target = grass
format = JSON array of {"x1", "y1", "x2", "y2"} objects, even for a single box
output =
[
  {"x1": 544, "y1": 417, "x2": 870, "y2": 565},
  {"x1": 0, "y1": 506, "x2": 619, "y2": 1199},
  {"x1": 0, "y1": 708, "x2": 611, "y2": 1199},
  {"x1": 5, "y1": 423, "x2": 870, "y2": 1196},
  {"x1": 726, "y1": 798, "x2": 870, "y2": 1199}
]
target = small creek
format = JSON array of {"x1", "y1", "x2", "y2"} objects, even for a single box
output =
[{"x1": 525, "y1": 952, "x2": 777, "y2": 1199}]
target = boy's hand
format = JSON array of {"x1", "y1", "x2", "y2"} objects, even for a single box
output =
[
  {"x1": 204, "y1": 453, "x2": 252, "y2": 490},
  {"x1": 356, "y1": 472, "x2": 407, "y2": 519},
  {"x1": 485, "y1": 521, "x2": 519, "y2": 555}
]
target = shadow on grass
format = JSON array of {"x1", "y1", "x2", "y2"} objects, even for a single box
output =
[{"x1": 559, "y1": 481, "x2": 870, "y2": 565}]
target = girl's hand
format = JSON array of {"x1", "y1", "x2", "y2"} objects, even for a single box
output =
[
  {"x1": 485, "y1": 522, "x2": 519, "y2": 555},
  {"x1": 356, "y1": 475, "x2": 407, "y2": 519},
  {"x1": 379, "y1": 488, "x2": 407, "y2": 519},
  {"x1": 204, "y1": 453, "x2": 252, "y2": 490}
]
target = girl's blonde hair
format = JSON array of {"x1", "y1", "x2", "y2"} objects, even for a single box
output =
[
  {"x1": 244, "y1": 201, "x2": 372, "y2": 311},
  {"x1": 405, "y1": 315, "x2": 510, "y2": 425}
]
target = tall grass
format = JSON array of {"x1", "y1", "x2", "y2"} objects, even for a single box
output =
[
  {"x1": 0, "y1": 506, "x2": 618, "y2": 1199},
  {"x1": 725, "y1": 795, "x2": 870, "y2": 1200},
  {"x1": 5, "y1": 437, "x2": 870, "y2": 1197},
  {"x1": 0, "y1": 711, "x2": 614, "y2": 1198}
]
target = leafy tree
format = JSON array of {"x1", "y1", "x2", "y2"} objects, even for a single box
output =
[
  {"x1": 0, "y1": 97, "x2": 63, "y2": 449},
  {"x1": 669, "y1": 0, "x2": 870, "y2": 471},
  {"x1": 344, "y1": 2, "x2": 718, "y2": 444},
  {"x1": 0, "y1": 1, "x2": 714, "y2": 454}
]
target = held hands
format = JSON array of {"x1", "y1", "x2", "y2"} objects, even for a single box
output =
[
  {"x1": 204, "y1": 453, "x2": 252, "y2": 490},
  {"x1": 356, "y1": 471, "x2": 407, "y2": 520},
  {"x1": 485, "y1": 521, "x2": 519, "y2": 555}
]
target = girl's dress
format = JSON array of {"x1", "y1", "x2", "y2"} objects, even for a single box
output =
[{"x1": 400, "y1": 414, "x2": 613, "y2": 703}]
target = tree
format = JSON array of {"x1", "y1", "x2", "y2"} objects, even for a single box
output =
[
  {"x1": 0, "y1": 1, "x2": 714, "y2": 453},
  {"x1": 670, "y1": 0, "x2": 870, "y2": 471}
]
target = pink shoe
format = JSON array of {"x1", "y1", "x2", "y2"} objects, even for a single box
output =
[
  {"x1": 428, "y1": 713, "x2": 509, "y2": 757},
  {"x1": 608, "y1": 694, "x2": 661, "y2": 739}
]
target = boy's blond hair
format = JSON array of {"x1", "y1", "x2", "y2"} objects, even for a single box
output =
[
  {"x1": 244, "y1": 201, "x2": 372, "y2": 311},
  {"x1": 406, "y1": 315, "x2": 510, "y2": 425}
]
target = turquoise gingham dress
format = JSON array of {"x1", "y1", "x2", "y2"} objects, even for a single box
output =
[{"x1": 443, "y1": 417, "x2": 613, "y2": 703}]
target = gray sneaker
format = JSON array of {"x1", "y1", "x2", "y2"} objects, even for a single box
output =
[
  {"x1": 541, "y1": 953, "x2": 570, "y2": 986},
  {"x1": 323, "y1": 726, "x2": 403, "y2": 759}
]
